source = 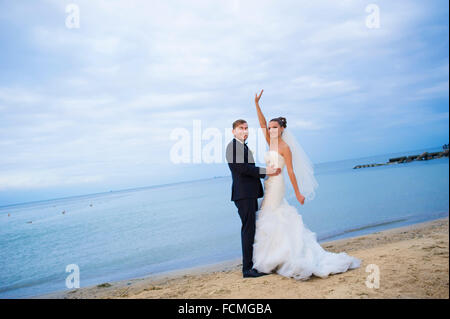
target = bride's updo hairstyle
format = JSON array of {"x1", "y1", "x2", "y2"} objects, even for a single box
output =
[{"x1": 269, "y1": 116, "x2": 287, "y2": 128}]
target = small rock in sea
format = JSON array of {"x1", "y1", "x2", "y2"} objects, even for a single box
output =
[
  {"x1": 89, "y1": 204, "x2": 93, "y2": 207},
  {"x1": 97, "y1": 282, "x2": 112, "y2": 288},
  {"x1": 27, "y1": 221, "x2": 32, "y2": 224},
  {"x1": 62, "y1": 210, "x2": 66, "y2": 214}
]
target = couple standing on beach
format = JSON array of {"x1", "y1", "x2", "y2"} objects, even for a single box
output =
[{"x1": 226, "y1": 89, "x2": 361, "y2": 279}]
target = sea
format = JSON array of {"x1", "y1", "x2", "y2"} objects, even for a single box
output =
[{"x1": 0, "y1": 146, "x2": 448, "y2": 298}]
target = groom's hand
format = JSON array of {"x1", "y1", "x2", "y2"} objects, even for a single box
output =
[{"x1": 266, "y1": 167, "x2": 281, "y2": 176}]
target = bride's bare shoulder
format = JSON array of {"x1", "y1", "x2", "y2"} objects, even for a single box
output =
[{"x1": 279, "y1": 142, "x2": 291, "y2": 157}]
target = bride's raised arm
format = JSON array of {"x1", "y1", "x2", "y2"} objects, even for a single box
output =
[{"x1": 254, "y1": 89, "x2": 270, "y2": 145}]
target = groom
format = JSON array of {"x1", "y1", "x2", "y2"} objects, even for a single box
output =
[{"x1": 226, "y1": 119, "x2": 281, "y2": 278}]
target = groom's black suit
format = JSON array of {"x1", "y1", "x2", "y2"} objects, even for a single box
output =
[{"x1": 226, "y1": 138, "x2": 266, "y2": 272}]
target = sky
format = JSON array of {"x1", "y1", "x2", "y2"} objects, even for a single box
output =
[{"x1": 0, "y1": 0, "x2": 448, "y2": 206}]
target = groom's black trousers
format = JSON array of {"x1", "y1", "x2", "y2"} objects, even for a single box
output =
[{"x1": 234, "y1": 198, "x2": 259, "y2": 272}]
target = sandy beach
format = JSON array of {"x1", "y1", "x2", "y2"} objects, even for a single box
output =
[{"x1": 35, "y1": 217, "x2": 449, "y2": 299}]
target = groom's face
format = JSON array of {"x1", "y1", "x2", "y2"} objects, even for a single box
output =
[{"x1": 232, "y1": 123, "x2": 248, "y2": 142}]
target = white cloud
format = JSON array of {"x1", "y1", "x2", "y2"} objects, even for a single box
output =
[
  {"x1": 290, "y1": 75, "x2": 360, "y2": 99},
  {"x1": 0, "y1": 170, "x2": 104, "y2": 190},
  {"x1": 0, "y1": 87, "x2": 43, "y2": 104},
  {"x1": 415, "y1": 81, "x2": 450, "y2": 97}
]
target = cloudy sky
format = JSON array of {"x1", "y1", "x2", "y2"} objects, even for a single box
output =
[{"x1": 0, "y1": 0, "x2": 448, "y2": 206}]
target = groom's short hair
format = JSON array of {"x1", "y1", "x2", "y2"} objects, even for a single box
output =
[{"x1": 232, "y1": 119, "x2": 247, "y2": 129}]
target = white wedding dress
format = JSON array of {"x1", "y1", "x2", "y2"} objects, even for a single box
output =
[{"x1": 252, "y1": 150, "x2": 361, "y2": 280}]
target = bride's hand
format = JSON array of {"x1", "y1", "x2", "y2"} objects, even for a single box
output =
[
  {"x1": 296, "y1": 192, "x2": 305, "y2": 205},
  {"x1": 255, "y1": 89, "x2": 263, "y2": 104}
]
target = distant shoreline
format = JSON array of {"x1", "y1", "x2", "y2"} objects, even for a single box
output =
[{"x1": 33, "y1": 216, "x2": 449, "y2": 299}]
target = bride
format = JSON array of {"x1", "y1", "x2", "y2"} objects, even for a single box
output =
[{"x1": 252, "y1": 89, "x2": 361, "y2": 280}]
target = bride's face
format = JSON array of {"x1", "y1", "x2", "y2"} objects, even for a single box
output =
[{"x1": 268, "y1": 121, "x2": 283, "y2": 139}]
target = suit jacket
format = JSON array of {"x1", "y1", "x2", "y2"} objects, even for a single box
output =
[{"x1": 226, "y1": 138, "x2": 266, "y2": 201}]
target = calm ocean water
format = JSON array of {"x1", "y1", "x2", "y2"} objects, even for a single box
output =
[{"x1": 0, "y1": 146, "x2": 448, "y2": 298}]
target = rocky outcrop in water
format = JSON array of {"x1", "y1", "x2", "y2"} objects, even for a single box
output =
[{"x1": 353, "y1": 144, "x2": 449, "y2": 169}]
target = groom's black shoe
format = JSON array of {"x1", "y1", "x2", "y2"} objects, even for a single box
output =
[{"x1": 243, "y1": 268, "x2": 269, "y2": 278}]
